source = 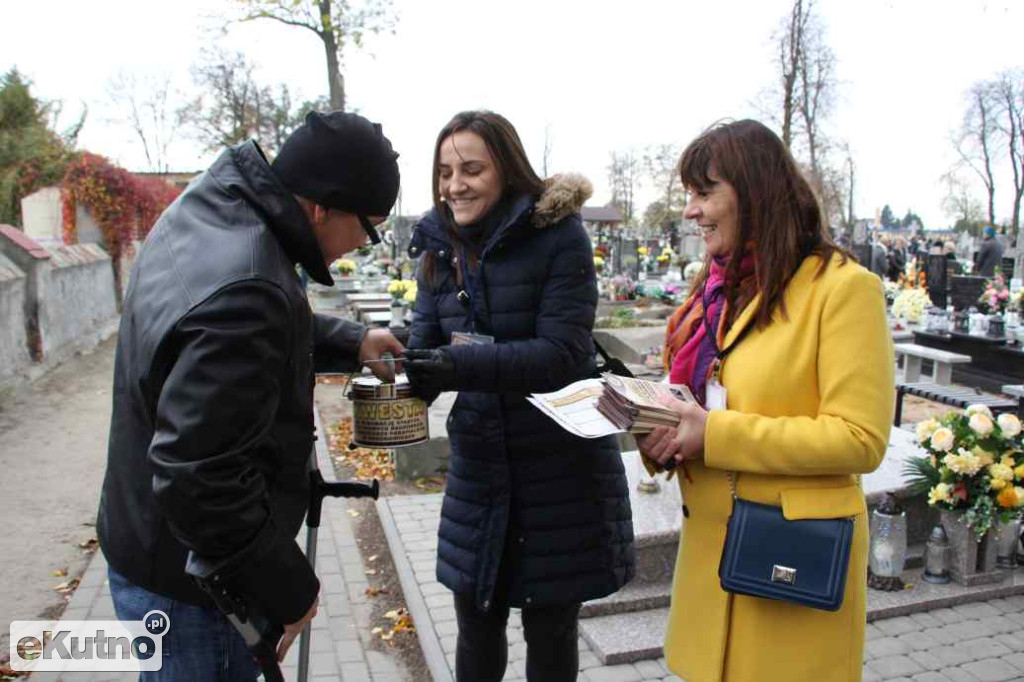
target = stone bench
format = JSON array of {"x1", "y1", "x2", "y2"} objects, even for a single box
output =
[
  {"x1": 1003, "y1": 384, "x2": 1024, "y2": 399},
  {"x1": 894, "y1": 381, "x2": 1020, "y2": 426},
  {"x1": 893, "y1": 342, "x2": 971, "y2": 385}
]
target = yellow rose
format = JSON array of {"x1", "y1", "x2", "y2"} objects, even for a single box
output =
[
  {"x1": 930, "y1": 427, "x2": 955, "y2": 452},
  {"x1": 989, "y1": 463, "x2": 1015, "y2": 482},
  {"x1": 916, "y1": 418, "x2": 941, "y2": 443},
  {"x1": 991, "y1": 478, "x2": 1008, "y2": 490},
  {"x1": 1015, "y1": 464, "x2": 1024, "y2": 480},
  {"x1": 972, "y1": 447, "x2": 995, "y2": 467},
  {"x1": 997, "y1": 413, "x2": 1022, "y2": 438},
  {"x1": 1000, "y1": 455, "x2": 1017, "y2": 469},
  {"x1": 969, "y1": 413, "x2": 994, "y2": 437},
  {"x1": 928, "y1": 483, "x2": 952, "y2": 505}
]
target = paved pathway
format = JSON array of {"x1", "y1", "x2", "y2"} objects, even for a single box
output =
[
  {"x1": 380, "y1": 494, "x2": 1024, "y2": 682},
  {"x1": 26, "y1": 410, "x2": 406, "y2": 682}
]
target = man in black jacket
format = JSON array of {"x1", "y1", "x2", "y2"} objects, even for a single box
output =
[{"x1": 97, "y1": 111, "x2": 402, "y2": 679}]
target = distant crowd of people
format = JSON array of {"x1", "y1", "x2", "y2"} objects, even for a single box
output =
[{"x1": 863, "y1": 225, "x2": 1009, "y2": 283}]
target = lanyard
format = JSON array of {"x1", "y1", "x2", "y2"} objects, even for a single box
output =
[
  {"x1": 457, "y1": 246, "x2": 480, "y2": 332},
  {"x1": 703, "y1": 285, "x2": 756, "y2": 383}
]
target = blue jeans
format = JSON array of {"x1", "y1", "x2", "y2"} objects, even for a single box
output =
[{"x1": 108, "y1": 568, "x2": 260, "y2": 681}]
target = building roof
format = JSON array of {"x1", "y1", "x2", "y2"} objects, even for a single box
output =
[{"x1": 580, "y1": 206, "x2": 624, "y2": 223}]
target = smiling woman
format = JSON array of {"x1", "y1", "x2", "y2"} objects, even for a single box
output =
[
  {"x1": 644, "y1": 119, "x2": 893, "y2": 682},
  {"x1": 402, "y1": 110, "x2": 635, "y2": 682}
]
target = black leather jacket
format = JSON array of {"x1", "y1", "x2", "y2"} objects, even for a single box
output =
[{"x1": 97, "y1": 141, "x2": 365, "y2": 624}]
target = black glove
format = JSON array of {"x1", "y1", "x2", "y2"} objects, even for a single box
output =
[{"x1": 404, "y1": 347, "x2": 456, "y2": 400}]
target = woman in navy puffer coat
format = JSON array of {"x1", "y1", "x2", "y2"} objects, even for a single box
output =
[{"x1": 404, "y1": 111, "x2": 634, "y2": 682}]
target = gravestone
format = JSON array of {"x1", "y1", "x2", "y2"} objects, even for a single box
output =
[
  {"x1": 1001, "y1": 256, "x2": 1015, "y2": 279},
  {"x1": 949, "y1": 275, "x2": 986, "y2": 311},
  {"x1": 925, "y1": 253, "x2": 948, "y2": 309},
  {"x1": 620, "y1": 238, "x2": 639, "y2": 279},
  {"x1": 21, "y1": 187, "x2": 63, "y2": 244},
  {"x1": 851, "y1": 243, "x2": 872, "y2": 268}
]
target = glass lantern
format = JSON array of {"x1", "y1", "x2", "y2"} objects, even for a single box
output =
[
  {"x1": 988, "y1": 314, "x2": 1005, "y2": 338},
  {"x1": 868, "y1": 493, "x2": 907, "y2": 590},
  {"x1": 996, "y1": 518, "x2": 1022, "y2": 569},
  {"x1": 952, "y1": 309, "x2": 970, "y2": 334},
  {"x1": 922, "y1": 524, "x2": 950, "y2": 584}
]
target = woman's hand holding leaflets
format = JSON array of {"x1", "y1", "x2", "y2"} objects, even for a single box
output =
[{"x1": 637, "y1": 395, "x2": 708, "y2": 467}]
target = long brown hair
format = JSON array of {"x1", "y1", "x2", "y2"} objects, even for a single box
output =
[
  {"x1": 679, "y1": 119, "x2": 849, "y2": 329},
  {"x1": 421, "y1": 111, "x2": 545, "y2": 286}
]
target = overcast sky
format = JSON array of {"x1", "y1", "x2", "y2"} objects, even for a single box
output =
[{"x1": 2, "y1": 0, "x2": 1022, "y2": 228}]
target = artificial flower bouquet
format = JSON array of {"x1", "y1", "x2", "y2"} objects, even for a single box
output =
[
  {"x1": 977, "y1": 274, "x2": 1011, "y2": 315},
  {"x1": 890, "y1": 287, "x2": 933, "y2": 324},
  {"x1": 334, "y1": 258, "x2": 357, "y2": 276},
  {"x1": 904, "y1": 405, "x2": 1024, "y2": 538},
  {"x1": 387, "y1": 279, "x2": 417, "y2": 303}
]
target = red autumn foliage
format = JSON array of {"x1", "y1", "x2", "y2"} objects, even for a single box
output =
[{"x1": 61, "y1": 153, "x2": 182, "y2": 260}]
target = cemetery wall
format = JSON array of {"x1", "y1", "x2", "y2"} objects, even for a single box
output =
[
  {"x1": 38, "y1": 244, "x2": 118, "y2": 362},
  {"x1": 0, "y1": 226, "x2": 119, "y2": 389},
  {"x1": 0, "y1": 253, "x2": 30, "y2": 386}
]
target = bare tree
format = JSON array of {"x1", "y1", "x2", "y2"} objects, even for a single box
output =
[
  {"x1": 796, "y1": 20, "x2": 835, "y2": 184},
  {"x1": 181, "y1": 49, "x2": 326, "y2": 157},
  {"x1": 542, "y1": 122, "x2": 553, "y2": 177},
  {"x1": 229, "y1": 0, "x2": 396, "y2": 111},
  {"x1": 180, "y1": 49, "x2": 264, "y2": 153},
  {"x1": 642, "y1": 143, "x2": 684, "y2": 230},
  {"x1": 107, "y1": 71, "x2": 181, "y2": 173},
  {"x1": 954, "y1": 82, "x2": 1000, "y2": 226},
  {"x1": 607, "y1": 150, "x2": 640, "y2": 226},
  {"x1": 940, "y1": 170, "x2": 985, "y2": 234},
  {"x1": 994, "y1": 70, "x2": 1023, "y2": 237},
  {"x1": 842, "y1": 143, "x2": 855, "y2": 229},
  {"x1": 773, "y1": 0, "x2": 812, "y2": 148}
]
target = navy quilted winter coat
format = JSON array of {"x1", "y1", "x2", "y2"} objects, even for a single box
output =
[{"x1": 406, "y1": 175, "x2": 635, "y2": 612}]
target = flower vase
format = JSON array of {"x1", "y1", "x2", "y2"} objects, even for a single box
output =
[
  {"x1": 940, "y1": 510, "x2": 1004, "y2": 586},
  {"x1": 389, "y1": 301, "x2": 406, "y2": 329}
]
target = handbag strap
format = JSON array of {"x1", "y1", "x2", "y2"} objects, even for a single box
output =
[{"x1": 726, "y1": 471, "x2": 862, "y2": 502}]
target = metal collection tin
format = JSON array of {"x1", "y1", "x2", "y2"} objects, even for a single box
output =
[{"x1": 346, "y1": 377, "x2": 429, "y2": 448}]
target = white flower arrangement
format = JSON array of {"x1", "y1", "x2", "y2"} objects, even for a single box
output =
[{"x1": 890, "y1": 288, "x2": 933, "y2": 323}]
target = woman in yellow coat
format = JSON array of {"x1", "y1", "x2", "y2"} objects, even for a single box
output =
[{"x1": 640, "y1": 120, "x2": 893, "y2": 682}]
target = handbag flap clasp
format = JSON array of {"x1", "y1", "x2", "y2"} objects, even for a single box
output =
[{"x1": 771, "y1": 565, "x2": 797, "y2": 585}]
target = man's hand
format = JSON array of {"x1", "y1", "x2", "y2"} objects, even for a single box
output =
[
  {"x1": 277, "y1": 596, "x2": 318, "y2": 662},
  {"x1": 637, "y1": 396, "x2": 708, "y2": 467},
  {"x1": 358, "y1": 329, "x2": 405, "y2": 381},
  {"x1": 404, "y1": 347, "x2": 456, "y2": 397}
]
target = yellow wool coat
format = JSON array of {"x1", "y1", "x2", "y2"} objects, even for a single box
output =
[{"x1": 661, "y1": 253, "x2": 894, "y2": 682}]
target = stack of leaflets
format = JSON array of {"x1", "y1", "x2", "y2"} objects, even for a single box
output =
[
  {"x1": 526, "y1": 374, "x2": 694, "y2": 440},
  {"x1": 596, "y1": 374, "x2": 695, "y2": 435}
]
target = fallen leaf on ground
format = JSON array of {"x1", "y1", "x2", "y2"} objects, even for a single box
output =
[
  {"x1": 414, "y1": 476, "x2": 445, "y2": 492},
  {"x1": 51, "y1": 568, "x2": 68, "y2": 577},
  {"x1": 365, "y1": 568, "x2": 377, "y2": 575},
  {"x1": 54, "y1": 578, "x2": 80, "y2": 597},
  {"x1": 365, "y1": 586, "x2": 389, "y2": 597},
  {"x1": 328, "y1": 418, "x2": 395, "y2": 481},
  {"x1": 78, "y1": 538, "x2": 98, "y2": 553},
  {"x1": 367, "y1": 555, "x2": 378, "y2": 562},
  {"x1": 347, "y1": 509, "x2": 361, "y2": 518}
]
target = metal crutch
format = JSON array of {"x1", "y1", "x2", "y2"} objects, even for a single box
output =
[{"x1": 297, "y1": 444, "x2": 379, "y2": 682}]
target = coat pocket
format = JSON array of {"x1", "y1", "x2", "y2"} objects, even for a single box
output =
[{"x1": 781, "y1": 485, "x2": 864, "y2": 520}]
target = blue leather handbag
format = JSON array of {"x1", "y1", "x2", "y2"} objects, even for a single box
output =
[{"x1": 719, "y1": 475, "x2": 855, "y2": 612}]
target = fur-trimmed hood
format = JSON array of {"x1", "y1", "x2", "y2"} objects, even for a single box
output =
[
  {"x1": 531, "y1": 173, "x2": 593, "y2": 228},
  {"x1": 408, "y1": 173, "x2": 593, "y2": 258}
]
